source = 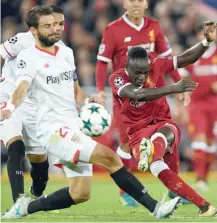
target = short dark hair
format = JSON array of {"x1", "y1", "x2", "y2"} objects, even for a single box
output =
[
  {"x1": 127, "y1": 46, "x2": 148, "y2": 61},
  {"x1": 49, "y1": 5, "x2": 64, "y2": 15},
  {"x1": 25, "y1": 5, "x2": 53, "y2": 28}
]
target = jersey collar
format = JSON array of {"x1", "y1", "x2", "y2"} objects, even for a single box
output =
[
  {"x1": 35, "y1": 45, "x2": 59, "y2": 56},
  {"x1": 122, "y1": 12, "x2": 144, "y2": 31}
]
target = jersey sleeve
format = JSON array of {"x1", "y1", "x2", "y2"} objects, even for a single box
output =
[
  {"x1": 109, "y1": 73, "x2": 131, "y2": 97},
  {"x1": 0, "y1": 32, "x2": 34, "y2": 59},
  {"x1": 97, "y1": 26, "x2": 116, "y2": 63},
  {"x1": 15, "y1": 50, "x2": 37, "y2": 84},
  {"x1": 153, "y1": 56, "x2": 177, "y2": 75},
  {"x1": 155, "y1": 22, "x2": 172, "y2": 57},
  {"x1": 67, "y1": 47, "x2": 77, "y2": 82}
]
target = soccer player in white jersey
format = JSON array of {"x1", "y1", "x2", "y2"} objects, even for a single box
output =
[
  {"x1": 1, "y1": 6, "x2": 181, "y2": 219},
  {"x1": 0, "y1": 5, "x2": 65, "y2": 204}
]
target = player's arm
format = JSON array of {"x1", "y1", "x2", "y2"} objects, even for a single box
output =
[
  {"x1": 74, "y1": 80, "x2": 87, "y2": 104},
  {"x1": 118, "y1": 79, "x2": 198, "y2": 102},
  {"x1": 10, "y1": 80, "x2": 29, "y2": 107},
  {"x1": 74, "y1": 80, "x2": 105, "y2": 105},
  {"x1": 176, "y1": 21, "x2": 216, "y2": 68},
  {"x1": 96, "y1": 26, "x2": 116, "y2": 98}
]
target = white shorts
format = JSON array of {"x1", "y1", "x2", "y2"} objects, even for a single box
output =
[
  {"x1": 21, "y1": 102, "x2": 46, "y2": 155},
  {"x1": 36, "y1": 116, "x2": 97, "y2": 177},
  {"x1": 0, "y1": 108, "x2": 23, "y2": 146},
  {"x1": 55, "y1": 162, "x2": 93, "y2": 178}
]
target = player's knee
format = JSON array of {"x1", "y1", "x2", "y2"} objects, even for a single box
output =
[
  {"x1": 7, "y1": 136, "x2": 23, "y2": 148},
  {"x1": 28, "y1": 154, "x2": 47, "y2": 163},
  {"x1": 119, "y1": 143, "x2": 130, "y2": 153},
  {"x1": 69, "y1": 188, "x2": 90, "y2": 204},
  {"x1": 150, "y1": 160, "x2": 169, "y2": 177}
]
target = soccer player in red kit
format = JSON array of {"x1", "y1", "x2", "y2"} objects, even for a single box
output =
[
  {"x1": 109, "y1": 21, "x2": 217, "y2": 216},
  {"x1": 95, "y1": 0, "x2": 188, "y2": 206},
  {"x1": 180, "y1": 25, "x2": 217, "y2": 192}
]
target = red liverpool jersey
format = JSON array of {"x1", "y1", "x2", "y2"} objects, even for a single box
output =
[
  {"x1": 182, "y1": 44, "x2": 217, "y2": 106},
  {"x1": 97, "y1": 13, "x2": 171, "y2": 71},
  {"x1": 109, "y1": 56, "x2": 176, "y2": 132}
]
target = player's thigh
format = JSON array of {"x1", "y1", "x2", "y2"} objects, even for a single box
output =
[
  {"x1": 188, "y1": 106, "x2": 207, "y2": 141},
  {"x1": 0, "y1": 114, "x2": 23, "y2": 147},
  {"x1": 89, "y1": 143, "x2": 122, "y2": 173}
]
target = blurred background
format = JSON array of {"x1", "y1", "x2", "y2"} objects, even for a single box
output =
[{"x1": 1, "y1": 0, "x2": 217, "y2": 174}]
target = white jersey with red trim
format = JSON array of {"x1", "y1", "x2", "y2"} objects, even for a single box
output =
[
  {"x1": 0, "y1": 31, "x2": 65, "y2": 102},
  {"x1": 15, "y1": 44, "x2": 78, "y2": 129}
]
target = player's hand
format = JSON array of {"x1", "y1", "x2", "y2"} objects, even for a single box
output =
[
  {"x1": 179, "y1": 92, "x2": 191, "y2": 106},
  {"x1": 89, "y1": 95, "x2": 106, "y2": 105},
  {"x1": 97, "y1": 91, "x2": 106, "y2": 101},
  {"x1": 211, "y1": 81, "x2": 217, "y2": 94},
  {"x1": 204, "y1": 20, "x2": 217, "y2": 42},
  {"x1": 0, "y1": 102, "x2": 12, "y2": 121},
  {"x1": 0, "y1": 76, "x2": 5, "y2": 82},
  {"x1": 172, "y1": 78, "x2": 198, "y2": 94}
]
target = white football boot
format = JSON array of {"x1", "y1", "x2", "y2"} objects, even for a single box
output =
[
  {"x1": 138, "y1": 137, "x2": 154, "y2": 171},
  {"x1": 1, "y1": 194, "x2": 32, "y2": 219},
  {"x1": 153, "y1": 197, "x2": 181, "y2": 219}
]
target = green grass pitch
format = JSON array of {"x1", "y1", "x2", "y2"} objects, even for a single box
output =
[{"x1": 1, "y1": 172, "x2": 217, "y2": 222}]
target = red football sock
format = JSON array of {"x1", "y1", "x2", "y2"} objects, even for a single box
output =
[
  {"x1": 204, "y1": 152, "x2": 215, "y2": 181},
  {"x1": 192, "y1": 150, "x2": 207, "y2": 181},
  {"x1": 151, "y1": 134, "x2": 167, "y2": 162},
  {"x1": 158, "y1": 169, "x2": 208, "y2": 208}
]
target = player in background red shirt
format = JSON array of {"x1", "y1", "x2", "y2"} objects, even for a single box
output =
[
  {"x1": 109, "y1": 20, "x2": 217, "y2": 216},
  {"x1": 95, "y1": 0, "x2": 190, "y2": 206},
  {"x1": 179, "y1": 25, "x2": 217, "y2": 192}
]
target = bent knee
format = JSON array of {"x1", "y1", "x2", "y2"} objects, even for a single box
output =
[{"x1": 150, "y1": 160, "x2": 169, "y2": 177}]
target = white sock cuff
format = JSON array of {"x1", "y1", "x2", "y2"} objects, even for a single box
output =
[
  {"x1": 150, "y1": 133, "x2": 168, "y2": 149},
  {"x1": 116, "y1": 146, "x2": 132, "y2": 159}
]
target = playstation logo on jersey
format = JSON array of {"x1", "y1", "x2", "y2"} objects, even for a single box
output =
[
  {"x1": 114, "y1": 77, "x2": 124, "y2": 88},
  {"x1": 17, "y1": 60, "x2": 26, "y2": 68},
  {"x1": 8, "y1": 36, "x2": 18, "y2": 44}
]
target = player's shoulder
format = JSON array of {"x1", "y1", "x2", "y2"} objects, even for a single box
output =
[
  {"x1": 13, "y1": 31, "x2": 34, "y2": 44},
  {"x1": 105, "y1": 17, "x2": 125, "y2": 31},
  {"x1": 110, "y1": 68, "x2": 128, "y2": 81},
  {"x1": 144, "y1": 16, "x2": 161, "y2": 27},
  {"x1": 58, "y1": 44, "x2": 74, "y2": 56},
  {"x1": 18, "y1": 45, "x2": 36, "y2": 57}
]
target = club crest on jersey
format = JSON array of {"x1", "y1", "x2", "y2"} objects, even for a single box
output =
[
  {"x1": 98, "y1": 44, "x2": 105, "y2": 54},
  {"x1": 8, "y1": 36, "x2": 18, "y2": 44},
  {"x1": 114, "y1": 77, "x2": 124, "y2": 88},
  {"x1": 17, "y1": 60, "x2": 26, "y2": 68},
  {"x1": 149, "y1": 30, "x2": 155, "y2": 41}
]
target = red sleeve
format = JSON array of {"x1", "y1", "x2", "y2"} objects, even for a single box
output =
[
  {"x1": 155, "y1": 22, "x2": 172, "y2": 57},
  {"x1": 96, "y1": 60, "x2": 108, "y2": 92},
  {"x1": 153, "y1": 56, "x2": 176, "y2": 75},
  {"x1": 109, "y1": 73, "x2": 130, "y2": 97},
  {"x1": 167, "y1": 70, "x2": 181, "y2": 83},
  {"x1": 97, "y1": 26, "x2": 116, "y2": 63}
]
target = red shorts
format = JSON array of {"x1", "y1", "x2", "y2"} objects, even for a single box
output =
[
  {"x1": 113, "y1": 104, "x2": 129, "y2": 144},
  {"x1": 128, "y1": 119, "x2": 181, "y2": 162},
  {"x1": 188, "y1": 104, "x2": 217, "y2": 140}
]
